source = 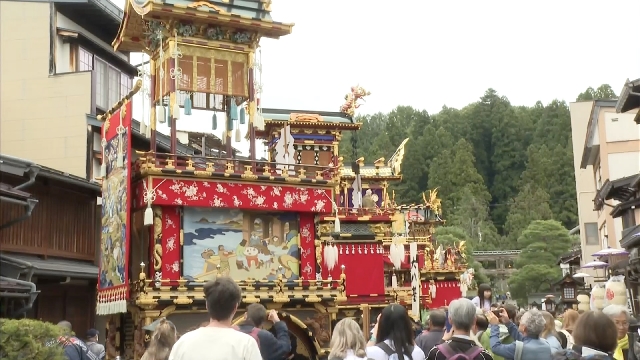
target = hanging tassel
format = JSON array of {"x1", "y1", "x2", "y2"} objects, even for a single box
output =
[
  {"x1": 239, "y1": 107, "x2": 246, "y2": 124},
  {"x1": 229, "y1": 99, "x2": 238, "y2": 121},
  {"x1": 172, "y1": 104, "x2": 181, "y2": 120},
  {"x1": 157, "y1": 106, "x2": 166, "y2": 123},
  {"x1": 221, "y1": 133, "x2": 226, "y2": 145},
  {"x1": 184, "y1": 96, "x2": 192, "y2": 115},
  {"x1": 254, "y1": 112, "x2": 265, "y2": 130},
  {"x1": 140, "y1": 120, "x2": 147, "y2": 137},
  {"x1": 144, "y1": 204, "x2": 153, "y2": 226},
  {"x1": 332, "y1": 243, "x2": 339, "y2": 268},
  {"x1": 116, "y1": 145, "x2": 123, "y2": 168},
  {"x1": 324, "y1": 243, "x2": 333, "y2": 271},
  {"x1": 212, "y1": 112, "x2": 218, "y2": 130},
  {"x1": 145, "y1": 121, "x2": 151, "y2": 138},
  {"x1": 235, "y1": 127, "x2": 241, "y2": 143},
  {"x1": 334, "y1": 216, "x2": 341, "y2": 233},
  {"x1": 227, "y1": 115, "x2": 234, "y2": 131},
  {"x1": 392, "y1": 272, "x2": 398, "y2": 289},
  {"x1": 100, "y1": 161, "x2": 107, "y2": 178}
]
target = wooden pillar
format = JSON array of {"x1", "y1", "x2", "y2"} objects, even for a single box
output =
[
  {"x1": 361, "y1": 304, "x2": 370, "y2": 337},
  {"x1": 149, "y1": 59, "x2": 157, "y2": 155}
]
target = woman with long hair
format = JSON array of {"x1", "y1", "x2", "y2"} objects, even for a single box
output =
[
  {"x1": 471, "y1": 284, "x2": 492, "y2": 312},
  {"x1": 559, "y1": 309, "x2": 579, "y2": 349},
  {"x1": 366, "y1": 304, "x2": 425, "y2": 360},
  {"x1": 141, "y1": 319, "x2": 178, "y2": 360},
  {"x1": 541, "y1": 311, "x2": 563, "y2": 353},
  {"x1": 328, "y1": 318, "x2": 368, "y2": 360},
  {"x1": 552, "y1": 311, "x2": 617, "y2": 360}
]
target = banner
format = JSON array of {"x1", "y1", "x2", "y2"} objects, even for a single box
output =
[
  {"x1": 97, "y1": 101, "x2": 133, "y2": 315},
  {"x1": 410, "y1": 242, "x2": 420, "y2": 318}
]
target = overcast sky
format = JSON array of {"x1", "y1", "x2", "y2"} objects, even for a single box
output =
[{"x1": 113, "y1": 0, "x2": 640, "y2": 153}]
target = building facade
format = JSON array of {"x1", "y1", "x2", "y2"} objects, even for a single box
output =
[
  {"x1": 570, "y1": 99, "x2": 640, "y2": 261},
  {"x1": 0, "y1": 0, "x2": 137, "y2": 180}
]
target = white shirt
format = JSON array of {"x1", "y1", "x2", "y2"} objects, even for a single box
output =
[
  {"x1": 168, "y1": 326, "x2": 262, "y2": 360},
  {"x1": 366, "y1": 340, "x2": 426, "y2": 360}
]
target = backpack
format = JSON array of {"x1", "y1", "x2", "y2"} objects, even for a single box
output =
[
  {"x1": 514, "y1": 341, "x2": 524, "y2": 360},
  {"x1": 560, "y1": 329, "x2": 574, "y2": 349},
  {"x1": 435, "y1": 343, "x2": 483, "y2": 360},
  {"x1": 234, "y1": 326, "x2": 261, "y2": 347},
  {"x1": 377, "y1": 342, "x2": 415, "y2": 360}
]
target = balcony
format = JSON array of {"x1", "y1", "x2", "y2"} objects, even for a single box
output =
[{"x1": 134, "y1": 152, "x2": 338, "y2": 186}]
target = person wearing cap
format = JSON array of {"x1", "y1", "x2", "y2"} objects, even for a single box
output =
[{"x1": 86, "y1": 329, "x2": 105, "y2": 360}]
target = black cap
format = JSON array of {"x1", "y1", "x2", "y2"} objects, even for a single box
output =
[{"x1": 87, "y1": 329, "x2": 99, "y2": 338}]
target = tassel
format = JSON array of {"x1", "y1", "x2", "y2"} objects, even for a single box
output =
[
  {"x1": 172, "y1": 104, "x2": 181, "y2": 120},
  {"x1": 227, "y1": 116, "x2": 234, "y2": 131},
  {"x1": 144, "y1": 205, "x2": 153, "y2": 226},
  {"x1": 334, "y1": 216, "x2": 340, "y2": 233},
  {"x1": 332, "y1": 244, "x2": 339, "y2": 267},
  {"x1": 392, "y1": 273, "x2": 398, "y2": 289},
  {"x1": 235, "y1": 127, "x2": 241, "y2": 143},
  {"x1": 145, "y1": 121, "x2": 151, "y2": 138},
  {"x1": 230, "y1": 99, "x2": 238, "y2": 121},
  {"x1": 212, "y1": 112, "x2": 218, "y2": 130},
  {"x1": 116, "y1": 149, "x2": 123, "y2": 168},
  {"x1": 184, "y1": 96, "x2": 192, "y2": 115},
  {"x1": 140, "y1": 120, "x2": 147, "y2": 137},
  {"x1": 254, "y1": 112, "x2": 265, "y2": 130},
  {"x1": 324, "y1": 244, "x2": 333, "y2": 271},
  {"x1": 221, "y1": 133, "x2": 226, "y2": 145},
  {"x1": 239, "y1": 107, "x2": 246, "y2": 124},
  {"x1": 157, "y1": 106, "x2": 166, "y2": 123},
  {"x1": 100, "y1": 161, "x2": 106, "y2": 178}
]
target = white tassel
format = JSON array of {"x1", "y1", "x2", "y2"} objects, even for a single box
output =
[
  {"x1": 254, "y1": 112, "x2": 265, "y2": 130},
  {"x1": 392, "y1": 273, "x2": 398, "y2": 289},
  {"x1": 334, "y1": 216, "x2": 340, "y2": 233},
  {"x1": 140, "y1": 119, "x2": 147, "y2": 137},
  {"x1": 390, "y1": 243, "x2": 403, "y2": 269},
  {"x1": 157, "y1": 106, "x2": 166, "y2": 123},
  {"x1": 145, "y1": 121, "x2": 151, "y2": 138},
  {"x1": 235, "y1": 127, "x2": 241, "y2": 143},
  {"x1": 172, "y1": 104, "x2": 181, "y2": 120},
  {"x1": 100, "y1": 161, "x2": 107, "y2": 178},
  {"x1": 116, "y1": 151, "x2": 123, "y2": 168},
  {"x1": 332, "y1": 243, "x2": 339, "y2": 266},
  {"x1": 221, "y1": 133, "x2": 226, "y2": 145},
  {"x1": 144, "y1": 205, "x2": 153, "y2": 226},
  {"x1": 324, "y1": 243, "x2": 332, "y2": 270}
]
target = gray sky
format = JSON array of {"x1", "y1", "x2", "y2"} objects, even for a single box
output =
[{"x1": 115, "y1": 0, "x2": 640, "y2": 153}]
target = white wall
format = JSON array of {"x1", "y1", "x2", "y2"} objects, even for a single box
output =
[
  {"x1": 605, "y1": 112, "x2": 640, "y2": 142},
  {"x1": 608, "y1": 152, "x2": 640, "y2": 180}
]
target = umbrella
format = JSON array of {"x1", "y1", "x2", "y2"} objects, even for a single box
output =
[
  {"x1": 592, "y1": 248, "x2": 629, "y2": 257},
  {"x1": 582, "y1": 261, "x2": 609, "y2": 269},
  {"x1": 572, "y1": 272, "x2": 592, "y2": 278}
]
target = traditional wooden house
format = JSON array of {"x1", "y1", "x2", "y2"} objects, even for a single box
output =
[{"x1": 0, "y1": 154, "x2": 101, "y2": 336}]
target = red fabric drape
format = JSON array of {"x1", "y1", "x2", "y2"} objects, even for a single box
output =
[
  {"x1": 298, "y1": 213, "x2": 315, "y2": 281},
  {"x1": 162, "y1": 207, "x2": 181, "y2": 282},
  {"x1": 322, "y1": 243, "x2": 385, "y2": 296},
  {"x1": 424, "y1": 280, "x2": 462, "y2": 309}
]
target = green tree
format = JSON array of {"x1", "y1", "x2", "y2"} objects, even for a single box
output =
[
  {"x1": 576, "y1": 84, "x2": 618, "y2": 101},
  {"x1": 508, "y1": 220, "x2": 573, "y2": 301},
  {"x1": 504, "y1": 184, "x2": 554, "y2": 248},
  {"x1": 0, "y1": 319, "x2": 66, "y2": 360},
  {"x1": 447, "y1": 186, "x2": 501, "y2": 250}
]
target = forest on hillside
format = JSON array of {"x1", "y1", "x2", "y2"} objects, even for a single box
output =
[{"x1": 338, "y1": 84, "x2": 618, "y2": 301}]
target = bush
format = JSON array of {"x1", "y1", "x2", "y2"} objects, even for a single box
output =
[{"x1": 0, "y1": 318, "x2": 66, "y2": 360}]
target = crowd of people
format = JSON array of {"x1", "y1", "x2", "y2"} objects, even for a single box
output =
[{"x1": 50, "y1": 278, "x2": 639, "y2": 360}]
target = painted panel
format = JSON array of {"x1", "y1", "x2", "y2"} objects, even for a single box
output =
[
  {"x1": 183, "y1": 207, "x2": 301, "y2": 282},
  {"x1": 98, "y1": 100, "x2": 132, "y2": 314},
  {"x1": 146, "y1": 179, "x2": 332, "y2": 214}
]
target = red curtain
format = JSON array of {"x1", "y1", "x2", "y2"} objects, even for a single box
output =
[
  {"x1": 425, "y1": 280, "x2": 462, "y2": 309},
  {"x1": 162, "y1": 207, "x2": 181, "y2": 282}
]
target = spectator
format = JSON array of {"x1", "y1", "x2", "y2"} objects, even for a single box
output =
[
  {"x1": 236, "y1": 303, "x2": 291, "y2": 360},
  {"x1": 487, "y1": 308, "x2": 551, "y2": 360},
  {"x1": 541, "y1": 311, "x2": 563, "y2": 353},
  {"x1": 367, "y1": 304, "x2": 426, "y2": 360},
  {"x1": 559, "y1": 309, "x2": 579, "y2": 349},
  {"x1": 415, "y1": 310, "x2": 446, "y2": 355},
  {"x1": 57, "y1": 321, "x2": 98, "y2": 360},
  {"x1": 85, "y1": 329, "x2": 105, "y2": 360},
  {"x1": 168, "y1": 276, "x2": 261, "y2": 360},
  {"x1": 603, "y1": 305, "x2": 630, "y2": 360},
  {"x1": 472, "y1": 284, "x2": 494, "y2": 312},
  {"x1": 480, "y1": 305, "x2": 517, "y2": 360},
  {"x1": 552, "y1": 310, "x2": 617, "y2": 360},
  {"x1": 328, "y1": 318, "x2": 368, "y2": 360},
  {"x1": 142, "y1": 319, "x2": 178, "y2": 360},
  {"x1": 474, "y1": 314, "x2": 489, "y2": 344},
  {"x1": 426, "y1": 298, "x2": 493, "y2": 360}
]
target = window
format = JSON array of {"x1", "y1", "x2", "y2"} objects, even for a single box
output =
[
  {"x1": 95, "y1": 60, "x2": 107, "y2": 109},
  {"x1": 108, "y1": 67, "x2": 120, "y2": 107},
  {"x1": 120, "y1": 76, "x2": 131, "y2": 98},
  {"x1": 585, "y1": 222, "x2": 599, "y2": 245},
  {"x1": 78, "y1": 47, "x2": 93, "y2": 71},
  {"x1": 563, "y1": 287, "x2": 575, "y2": 299},
  {"x1": 596, "y1": 163, "x2": 603, "y2": 190},
  {"x1": 601, "y1": 223, "x2": 608, "y2": 248},
  {"x1": 94, "y1": 57, "x2": 132, "y2": 110}
]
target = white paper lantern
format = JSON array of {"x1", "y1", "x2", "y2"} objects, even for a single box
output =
[
  {"x1": 591, "y1": 286, "x2": 606, "y2": 311},
  {"x1": 605, "y1": 278, "x2": 628, "y2": 307}
]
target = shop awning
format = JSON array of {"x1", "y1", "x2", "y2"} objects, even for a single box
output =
[{"x1": 0, "y1": 253, "x2": 98, "y2": 280}]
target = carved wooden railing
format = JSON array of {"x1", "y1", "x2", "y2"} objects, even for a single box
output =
[{"x1": 134, "y1": 151, "x2": 338, "y2": 182}]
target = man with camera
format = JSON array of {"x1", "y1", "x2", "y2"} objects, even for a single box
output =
[{"x1": 479, "y1": 305, "x2": 517, "y2": 360}]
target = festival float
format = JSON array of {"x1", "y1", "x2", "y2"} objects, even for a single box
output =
[{"x1": 96, "y1": 1, "x2": 469, "y2": 359}]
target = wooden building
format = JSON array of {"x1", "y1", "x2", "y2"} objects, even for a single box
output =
[{"x1": 0, "y1": 154, "x2": 101, "y2": 336}]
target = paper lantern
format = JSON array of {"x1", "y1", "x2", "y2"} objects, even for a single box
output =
[
  {"x1": 591, "y1": 286, "x2": 606, "y2": 311},
  {"x1": 577, "y1": 294, "x2": 590, "y2": 312},
  {"x1": 604, "y1": 276, "x2": 627, "y2": 307}
]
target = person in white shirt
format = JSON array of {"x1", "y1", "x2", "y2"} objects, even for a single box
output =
[
  {"x1": 365, "y1": 304, "x2": 426, "y2": 360},
  {"x1": 168, "y1": 276, "x2": 261, "y2": 360}
]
